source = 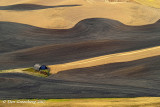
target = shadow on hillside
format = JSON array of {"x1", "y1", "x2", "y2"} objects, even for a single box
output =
[{"x1": 0, "y1": 4, "x2": 81, "y2": 11}]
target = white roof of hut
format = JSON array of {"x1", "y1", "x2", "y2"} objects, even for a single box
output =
[{"x1": 34, "y1": 64, "x2": 41, "y2": 70}]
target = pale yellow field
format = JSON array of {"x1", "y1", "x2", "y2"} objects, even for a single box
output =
[
  {"x1": 0, "y1": 97, "x2": 160, "y2": 107},
  {"x1": 0, "y1": 0, "x2": 160, "y2": 29},
  {"x1": 49, "y1": 46, "x2": 160, "y2": 74},
  {"x1": 0, "y1": 0, "x2": 68, "y2": 6},
  {"x1": 135, "y1": 0, "x2": 160, "y2": 8},
  {"x1": 0, "y1": 0, "x2": 31, "y2": 6}
]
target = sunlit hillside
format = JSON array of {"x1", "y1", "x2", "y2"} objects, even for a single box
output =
[
  {"x1": 0, "y1": 0, "x2": 160, "y2": 29},
  {"x1": 135, "y1": 0, "x2": 160, "y2": 8}
]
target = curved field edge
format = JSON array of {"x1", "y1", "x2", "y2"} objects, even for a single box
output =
[
  {"x1": 0, "y1": 1, "x2": 160, "y2": 29},
  {"x1": 0, "y1": 97, "x2": 160, "y2": 107},
  {"x1": 1, "y1": 46, "x2": 160, "y2": 76},
  {"x1": 49, "y1": 46, "x2": 160, "y2": 74}
]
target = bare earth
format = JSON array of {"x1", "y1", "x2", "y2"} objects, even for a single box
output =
[{"x1": 0, "y1": 0, "x2": 160, "y2": 101}]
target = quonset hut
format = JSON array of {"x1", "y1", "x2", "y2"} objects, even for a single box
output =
[
  {"x1": 34, "y1": 64, "x2": 49, "y2": 71},
  {"x1": 39, "y1": 65, "x2": 48, "y2": 70},
  {"x1": 34, "y1": 64, "x2": 41, "y2": 71}
]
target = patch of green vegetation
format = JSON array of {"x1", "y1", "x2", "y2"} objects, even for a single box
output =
[
  {"x1": 39, "y1": 69, "x2": 51, "y2": 76},
  {"x1": 0, "y1": 67, "x2": 50, "y2": 78},
  {"x1": 42, "y1": 98, "x2": 126, "y2": 102},
  {"x1": 23, "y1": 68, "x2": 35, "y2": 72},
  {"x1": 45, "y1": 99, "x2": 72, "y2": 102},
  {"x1": 23, "y1": 68, "x2": 50, "y2": 77}
]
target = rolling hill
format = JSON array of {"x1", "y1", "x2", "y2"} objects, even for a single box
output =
[
  {"x1": 0, "y1": 0, "x2": 160, "y2": 29},
  {"x1": 0, "y1": 0, "x2": 160, "y2": 100},
  {"x1": 0, "y1": 55, "x2": 160, "y2": 99},
  {"x1": 0, "y1": 18, "x2": 160, "y2": 70}
]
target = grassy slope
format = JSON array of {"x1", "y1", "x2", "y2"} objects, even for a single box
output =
[
  {"x1": 0, "y1": 97, "x2": 160, "y2": 107},
  {"x1": 0, "y1": 68, "x2": 47, "y2": 77}
]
